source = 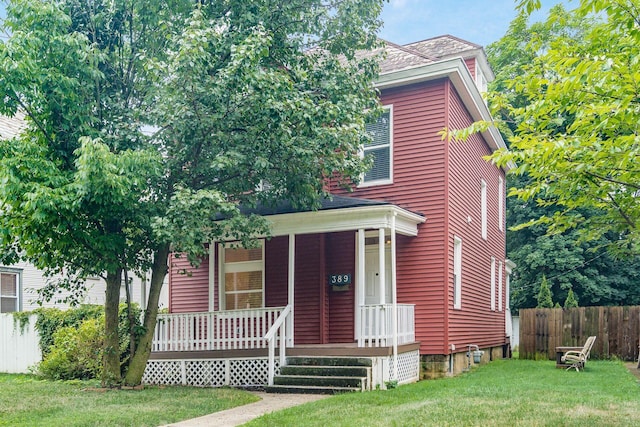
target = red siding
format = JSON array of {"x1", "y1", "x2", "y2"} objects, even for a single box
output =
[
  {"x1": 293, "y1": 234, "x2": 323, "y2": 344},
  {"x1": 265, "y1": 237, "x2": 288, "y2": 307},
  {"x1": 169, "y1": 254, "x2": 210, "y2": 313},
  {"x1": 464, "y1": 58, "x2": 476, "y2": 80},
  {"x1": 326, "y1": 232, "x2": 355, "y2": 343},
  {"x1": 334, "y1": 80, "x2": 449, "y2": 355},
  {"x1": 446, "y1": 80, "x2": 507, "y2": 351}
]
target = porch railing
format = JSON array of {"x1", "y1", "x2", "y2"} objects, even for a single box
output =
[
  {"x1": 359, "y1": 304, "x2": 415, "y2": 347},
  {"x1": 152, "y1": 307, "x2": 285, "y2": 352},
  {"x1": 265, "y1": 304, "x2": 292, "y2": 386}
]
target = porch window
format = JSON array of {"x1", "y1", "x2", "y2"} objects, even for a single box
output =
[
  {"x1": 221, "y1": 242, "x2": 264, "y2": 310},
  {"x1": 362, "y1": 107, "x2": 393, "y2": 186},
  {"x1": 0, "y1": 270, "x2": 20, "y2": 313}
]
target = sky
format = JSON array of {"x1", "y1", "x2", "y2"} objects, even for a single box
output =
[
  {"x1": 378, "y1": 0, "x2": 569, "y2": 47},
  {"x1": 0, "y1": 1, "x2": 569, "y2": 47}
]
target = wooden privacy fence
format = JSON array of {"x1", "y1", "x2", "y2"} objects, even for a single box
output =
[{"x1": 519, "y1": 306, "x2": 640, "y2": 361}]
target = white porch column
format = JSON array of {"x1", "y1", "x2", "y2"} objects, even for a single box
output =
[
  {"x1": 208, "y1": 242, "x2": 216, "y2": 311},
  {"x1": 356, "y1": 229, "x2": 365, "y2": 346},
  {"x1": 391, "y1": 213, "x2": 398, "y2": 381},
  {"x1": 378, "y1": 227, "x2": 386, "y2": 305},
  {"x1": 287, "y1": 233, "x2": 295, "y2": 347}
]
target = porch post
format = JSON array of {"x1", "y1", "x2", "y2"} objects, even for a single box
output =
[
  {"x1": 357, "y1": 228, "x2": 365, "y2": 346},
  {"x1": 287, "y1": 233, "x2": 295, "y2": 347},
  {"x1": 378, "y1": 228, "x2": 386, "y2": 305},
  {"x1": 391, "y1": 213, "x2": 398, "y2": 381},
  {"x1": 208, "y1": 242, "x2": 216, "y2": 312}
]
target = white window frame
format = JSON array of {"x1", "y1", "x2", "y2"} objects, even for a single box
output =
[
  {"x1": 453, "y1": 237, "x2": 462, "y2": 310},
  {"x1": 498, "y1": 261, "x2": 503, "y2": 312},
  {"x1": 481, "y1": 179, "x2": 487, "y2": 240},
  {"x1": 498, "y1": 176, "x2": 504, "y2": 232},
  {"x1": 490, "y1": 257, "x2": 496, "y2": 311},
  {"x1": 0, "y1": 268, "x2": 21, "y2": 313},
  {"x1": 360, "y1": 105, "x2": 393, "y2": 187},
  {"x1": 218, "y1": 241, "x2": 265, "y2": 311}
]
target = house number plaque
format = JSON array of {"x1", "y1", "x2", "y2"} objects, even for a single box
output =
[{"x1": 329, "y1": 274, "x2": 351, "y2": 286}]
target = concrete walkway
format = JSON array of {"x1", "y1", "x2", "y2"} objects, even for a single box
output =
[{"x1": 163, "y1": 392, "x2": 328, "y2": 427}]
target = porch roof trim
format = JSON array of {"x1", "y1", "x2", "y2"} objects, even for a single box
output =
[{"x1": 266, "y1": 204, "x2": 426, "y2": 237}]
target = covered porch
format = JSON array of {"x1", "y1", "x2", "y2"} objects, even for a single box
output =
[{"x1": 145, "y1": 196, "x2": 425, "y2": 390}]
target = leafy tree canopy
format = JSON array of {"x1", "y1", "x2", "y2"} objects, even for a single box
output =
[{"x1": 0, "y1": 0, "x2": 385, "y2": 385}]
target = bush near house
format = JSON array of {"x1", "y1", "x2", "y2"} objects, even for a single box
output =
[{"x1": 29, "y1": 304, "x2": 142, "y2": 380}]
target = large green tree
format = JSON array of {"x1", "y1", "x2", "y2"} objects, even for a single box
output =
[
  {"x1": 0, "y1": 0, "x2": 384, "y2": 386},
  {"x1": 490, "y1": 0, "x2": 640, "y2": 252},
  {"x1": 474, "y1": 1, "x2": 640, "y2": 311}
]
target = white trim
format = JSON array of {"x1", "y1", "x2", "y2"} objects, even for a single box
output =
[
  {"x1": 453, "y1": 237, "x2": 462, "y2": 310},
  {"x1": 391, "y1": 213, "x2": 398, "y2": 381},
  {"x1": 498, "y1": 176, "x2": 504, "y2": 232},
  {"x1": 287, "y1": 234, "x2": 295, "y2": 347},
  {"x1": 360, "y1": 105, "x2": 393, "y2": 187},
  {"x1": 375, "y1": 57, "x2": 509, "y2": 169},
  {"x1": 267, "y1": 204, "x2": 425, "y2": 237},
  {"x1": 378, "y1": 228, "x2": 386, "y2": 305},
  {"x1": 490, "y1": 256, "x2": 496, "y2": 311},
  {"x1": 498, "y1": 261, "x2": 503, "y2": 312},
  {"x1": 355, "y1": 229, "x2": 366, "y2": 343},
  {"x1": 208, "y1": 243, "x2": 216, "y2": 311},
  {"x1": 0, "y1": 268, "x2": 22, "y2": 313},
  {"x1": 218, "y1": 241, "x2": 265, "y2": 311},
  {"x1": 481, "y1": 179, "x2": 487, "y2": 241}
]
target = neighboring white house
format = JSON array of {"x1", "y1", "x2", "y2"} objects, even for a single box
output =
[{"x1": 0, "y1": 114, "x2": 169, "y2": 313}]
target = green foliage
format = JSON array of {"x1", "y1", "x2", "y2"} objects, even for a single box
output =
[
  {"x1": 33, "y1": 305, "x2": 104, "y2": 356},
  {"x1": 0, "y1": 0, "x2": 385, "y2": 385},
  {"x1": 34, "y1": 303, "x2": 142, "y2": 380},
  {"x1": 486, "y1": 1, "x2": 640, "y2": 255},
  {"x1": 536, "y1": 276, "x2": 554, "y2": 308},
  {"x1": 38, "y1": 317, "x2": 103, "y2": 380},
  {"x1": 11, "y1": 311, "x2": 33, "y2": 334},
  {"x1": 481, "y1": 2, "x2": 640, "y2": 312},
  {"x1": 564, "y1": 288, "x2": 579, "y2": 308}
]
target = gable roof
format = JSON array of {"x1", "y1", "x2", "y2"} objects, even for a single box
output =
[{"x1": 404, "y1": 35, "x2": 481, "y2": 60}]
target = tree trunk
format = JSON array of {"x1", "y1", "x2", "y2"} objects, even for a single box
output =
[
  {"x1": 123, "y1": 243, "x2": 170, "y2": 386},
  {"x1": 103, "y1": 268, "x2": 123, "y2": 387}
]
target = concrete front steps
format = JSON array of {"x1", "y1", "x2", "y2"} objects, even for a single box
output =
[{"x1": 266, "y1": 356, "x2": 372, "y2": 394}]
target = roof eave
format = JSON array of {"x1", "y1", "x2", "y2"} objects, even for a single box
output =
[{"x1": 375, "y1": 57, "x2": 509, "y2": 170}]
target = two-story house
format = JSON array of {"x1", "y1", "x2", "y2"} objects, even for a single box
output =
[{"x1": 145, "y1": 35, "x2": 513, "y2": 392}]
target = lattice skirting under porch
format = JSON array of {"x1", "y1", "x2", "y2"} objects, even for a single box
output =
[
  {"x1": 389, "y1": 349, "x2": 421, "y2": 385},
  {"x1": 143, "y1": 357, "x2": 280, "y2": 387}
]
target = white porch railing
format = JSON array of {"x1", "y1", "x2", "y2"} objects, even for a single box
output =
[
  {"x1": 152, "y1": 307, "x2": 284, "y2": 352},
  {"x1": 359, "y1": 304, "x2": 415, "y2": 347},
  {"x1": 266, "y1": 304, "x2": 292, "y2": 386}
]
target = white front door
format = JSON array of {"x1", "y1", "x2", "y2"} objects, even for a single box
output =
[{"x1": 365, "y1": 245, "x2": 392, "y2": 305}]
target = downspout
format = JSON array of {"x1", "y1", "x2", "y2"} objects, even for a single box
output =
[{"x1": 443, "y1": 79, "x2": 452, "y2": 356}]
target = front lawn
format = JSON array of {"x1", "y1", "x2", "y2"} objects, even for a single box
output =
[
  {"x1": 247, "y1": 359, "x2": 640, "y2": 426},
  {"x1": 0, "y1": 374, "x2": 258, "y2": 427}
]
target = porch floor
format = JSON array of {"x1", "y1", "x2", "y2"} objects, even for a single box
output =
[{"x1": 149, "y1": 342, "x2": 421, "y2": 360}]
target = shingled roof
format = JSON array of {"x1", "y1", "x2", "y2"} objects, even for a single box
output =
[
  {"x1": 0, "y1": 112, "x2": 25, "y2": 140},
  {"x1": 373, "y1": 34, "x2": 486, "y2": 75}
]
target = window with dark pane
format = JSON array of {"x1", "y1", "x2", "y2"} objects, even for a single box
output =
[
  {"x1": 364, "y1": 109, "x2": 391, "y2": 184},
  {"x1": 0, "y1": 271, "x2": 18, "y2": 313}
]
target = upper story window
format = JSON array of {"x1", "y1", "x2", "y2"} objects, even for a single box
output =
[
  {"x1": 220, "y1": 242, "x2": 264, "y2": 310},
  {"x1": 476, "y1": 64, "x2": 488, "y2": 94},
  {"x1": 481, "y1": 179, "x2": 487, "y2": 240},
  {"x1": 1, "y1": 269, "x2": 21, "y2": 313},
  {"x1": 362, "y1": 106, "x2": 393, "y2": 186}
]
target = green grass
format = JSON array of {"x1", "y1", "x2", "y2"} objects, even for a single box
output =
[
  {"x1": 0, "y1": 374, "x2": 259, "y2": 427},
  {"x1": 246, "y1": 359, "x2": 640, "y2": 427}
]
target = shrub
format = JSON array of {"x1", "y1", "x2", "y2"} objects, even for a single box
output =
[
  {"x1": 36, "y1": 303, "x2": 143, "y2": 381},
  {"x1": 39, "y1": 317, "x2": 103, "y2": 380}
]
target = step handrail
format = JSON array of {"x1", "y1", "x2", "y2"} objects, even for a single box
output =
[{"x1": 265, "y1": 304, "x2": 292, "y2": 386}]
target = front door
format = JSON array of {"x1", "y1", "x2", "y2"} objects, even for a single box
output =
[{"x1": 365, "y1": 245, "x2": 391, "y2": 305}]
